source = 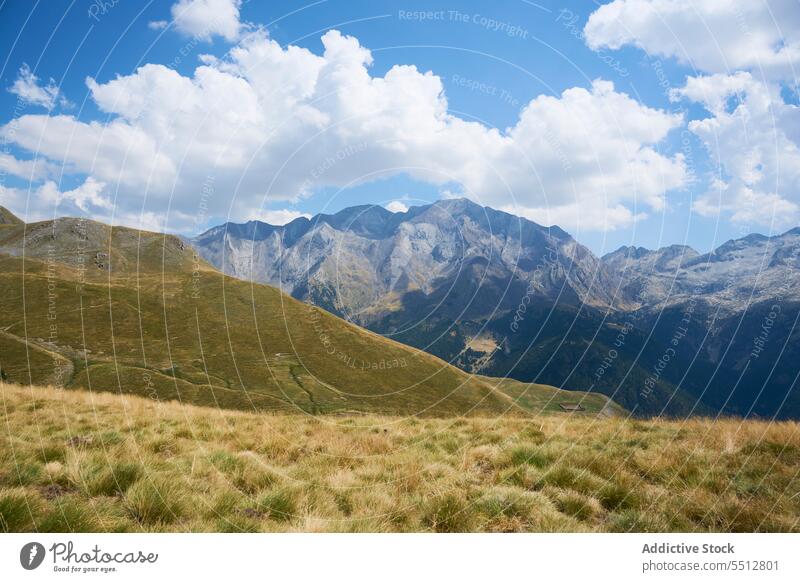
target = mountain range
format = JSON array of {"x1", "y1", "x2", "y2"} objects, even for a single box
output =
[
  {"x1": 0, "y1": 205, "x2": 614, "y2": 417},
  {"x1": 193, "y1": 198, "x2": 800, "y2": 419}
]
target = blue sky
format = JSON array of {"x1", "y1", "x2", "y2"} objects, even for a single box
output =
[{"x1": 1, "y1": 0, "x2": 799, "y2": 255}]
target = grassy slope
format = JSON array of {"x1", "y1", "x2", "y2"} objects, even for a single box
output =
[
  {"x1": 0, "y1": 384, "x2": 797, "y2": 532},
  {"x1": 0, "y1": 216, "x2": 617, "y2": 417},
  {"x1": 0, "y1": 207, "x2": 23, "y2": 225}
]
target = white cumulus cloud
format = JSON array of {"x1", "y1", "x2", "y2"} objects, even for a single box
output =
[
  {"x1": 386, "y1": 201, "x2": 409, "y2": 213},
  {"x1": 0, "y1": 177, "x2": 110, "y2": 218},
  {"x1": 1, "y1": 30, "x2": 686, "y2": 233},
  {"x1": 248, "y1": 208, "x2": 311, "y2": 225},
  {"x1": 0, "y1": 153, "x2": 55, "y2": 181},
  {"x1": 586, "y1": 0, "x2": 800, "y2": 229},
  {"x1": 171, "y1": 0, "x2": 243, "y2": 42},
  {"x1": 6, "y1": 114, "x2": 175, "y2": 190},
  {"x1": 671, "y1": 72, "x2": 800, "y2": 228},
  {"x1": 8, "y1": 64, "x2": 67, "y2": 109},
  {"x1": 584, "y1": 0, "x2": 800, "y2": 81}
]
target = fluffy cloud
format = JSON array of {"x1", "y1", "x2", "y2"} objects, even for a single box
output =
[
  {"x1": 0, "y1": 177, "x2": 110, "y2": 217},
  {"x1": 248, "y1": 209, "x2": 311, "y2": 225},
  {"x1": 7, "y1": 64, "x2": 67, "y2": 109},
  {"x1": 1, "y1": 30, "x2": 685, "y2": 233},
  {"x1": 171, "y1": 0, "x2": 243, "y2": 42},
  {"x1": 386, "y1": 201, "x2": 410, "y2": 213},
  {"x1": 485, "y1": 79, "x2": 685, "y2": 230},
  {"x1": 584, "y1": 0, "x2": 800, "y2": 81},
  {"x1": 586, "y1": 0, "x2": 800, "y2": 228},
  {"x1": 58, "y1": 177, "x2": 113, "y2": 212},
  {"x1": 504, "y1": 202, "x2": 648, "y2": 232},
  {"x1": 0, "y1": 153, "x2": 55, "y2": 181},
  {"x1": 6, "y1": 114, "x2": 175, "y2": 189},
  {"x1": 671, "y1": 72, "x2": 800, "y2": 227},
  {"x1": 0, "y1": 178, "x2": 182, "y2": 232}
]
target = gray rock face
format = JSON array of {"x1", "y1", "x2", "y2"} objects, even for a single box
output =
[
  {"x1": 602, "y1": 230, "x2": 800, "y2": 314},
  {"x1": 194, "y1": 198, "x2": 800, "y2": 320},
  {"x1": 193, "y1": 198, "x2": 622, "y2": 323},
  {"x1": 193, "y1": 201, "x2": 800, "y2": 418}
]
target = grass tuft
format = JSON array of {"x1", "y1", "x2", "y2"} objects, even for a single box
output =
[
  {"x1": 125, "y1": 478, "x2": 184, "y2": 525},
  {"x1": 0, "y1": 488, "x2": 39, "y2": 531},
  {"x1": 256, "y1": 488, "x2": 297, "y2": 522},
  {"x1": 422, "y1": 493, "x2": 473, "y2": 532}
]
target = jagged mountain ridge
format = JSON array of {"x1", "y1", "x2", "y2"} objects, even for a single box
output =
[
  {"x1": 193, "y1": 200, "x2": 800, "y2": 419},
  {"x1": 599, "y1": 231, "x2": 800, "y2": 418},
  {"x1": 194, "y1": 198, "x2": 623, "y2": 323},
  {"x1": 194, "y1": 198, "x2": 800, "y2": 324},
  {"x1": 602, "y1": 229, "x2": 800, "y2": 313}
]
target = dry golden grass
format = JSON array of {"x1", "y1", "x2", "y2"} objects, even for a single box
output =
[{"x1": 1, "y1": 383, "x2": 798, "y2": 532}]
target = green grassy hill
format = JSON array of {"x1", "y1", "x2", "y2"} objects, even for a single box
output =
[
  {"x1": 0, "y1": 384, "x2": 796, "y2": 532},
  {"x1": 0, "y1": 206, "x2": 23, "y2": 225},
  {"x1": 0, "y1": 210, "x2": 619, "y2": 417}
]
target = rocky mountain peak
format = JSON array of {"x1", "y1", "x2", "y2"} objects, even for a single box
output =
[{"x1": 192, "y1": 198, "x2": 620, "y2": 321}]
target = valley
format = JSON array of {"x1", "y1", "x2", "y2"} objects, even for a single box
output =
[
  {"x1": 0, "y1": 207, "x2": 615, "y2": 418},
  {"x1": 194, "y1": 198, "x2": 800, "y2": 419}
]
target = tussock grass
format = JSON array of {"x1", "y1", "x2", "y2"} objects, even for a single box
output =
[
  {"x1": 422, "y1": 493, "x2": 473, "y2": 532},
  {"x1": 125, "y1": 478, "x2": 185, "y2": 526},
  {"x1": 1, "y1": 383, "x2": 798, "y2": 532},
  {"x1": 256, "y1": 488, "x2": 297, "y2": 521},
  {"x1": 0, "y1": 488, "x2": 38, "y2": 531}
]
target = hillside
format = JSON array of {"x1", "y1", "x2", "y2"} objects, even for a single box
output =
[
  {"x1": 190, "y1": 200, "x2": 704, "y2": 416},
  {"x1": 0, "y1": 206, "x2": 23, "y2": 226},
  {"x1": 193, "y1": 199, "x2": 800, "y2": 419},
  {"x1": 0, "y1": 209, "x2": 616, "y2": 417},
  {"x1": 0, "y1": 383, "x2": 797, "y2": 532},
  {"x1": 601, "y1": 234, "x2": 800, "y2": 418}
]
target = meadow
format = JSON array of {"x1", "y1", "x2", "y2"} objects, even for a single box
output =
[{"x1": 1, "y1": 383, "x2": 798, "y2": 533}]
